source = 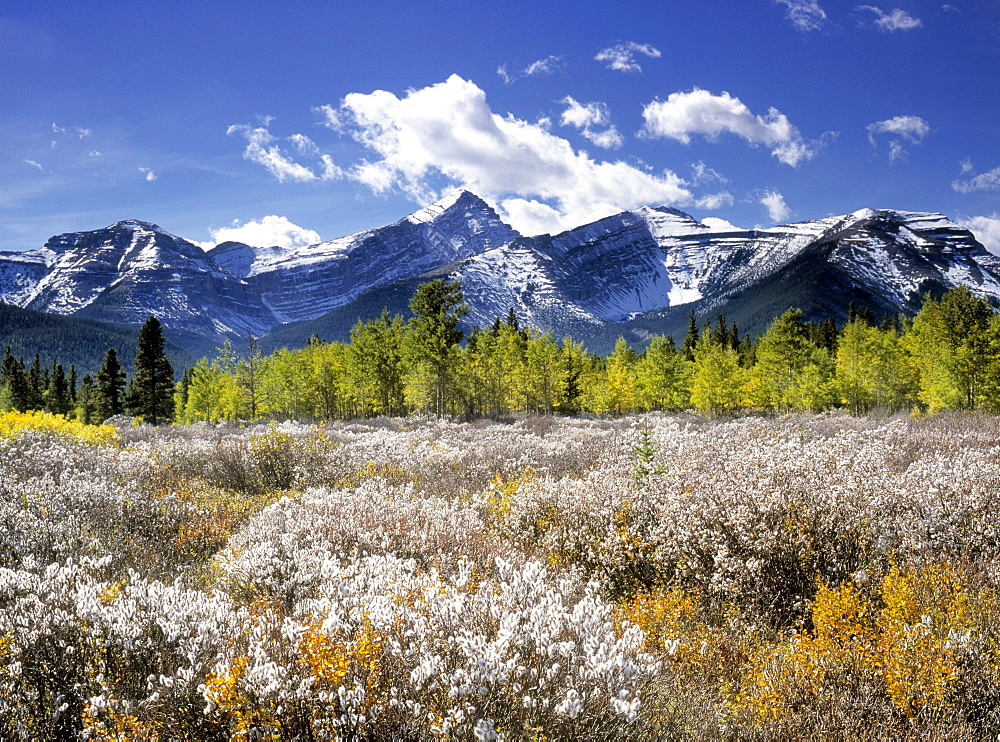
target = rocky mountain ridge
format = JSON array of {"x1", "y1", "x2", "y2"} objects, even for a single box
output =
[{"x1": 2, "y1": 192, "x2": 998, "y2": 353}]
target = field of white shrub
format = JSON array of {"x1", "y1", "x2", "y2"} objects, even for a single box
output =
[{"x1": 2, "y1": 410, "x2": 1000, "y2": 739}]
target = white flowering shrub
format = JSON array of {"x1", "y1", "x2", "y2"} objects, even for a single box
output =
[{"x1": 1, "y1": 411, "x2": 1000, "y2": 737}]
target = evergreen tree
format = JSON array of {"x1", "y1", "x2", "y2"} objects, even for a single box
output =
[
  {"x1": 407, "y1": 279, "x2": 468, "y2": 416},
  {"x1": 0, "y1": 347, "x2": 28, "y2": 411},
  {"x1": 43, "y1": 362, "x2": 72, "y2": 416},
  {"x1": 681, "y1": 310, "x2": 699, "y2": 361},
  {"x1": 94, "y1": 348, "x2": 127, "y2": 422},
  {"x1": 126, "y1": 315, "x2": 175, "y2": 424},
  {"x1": 68, "y1": 364, "x2": 77, "y2": 410},
  {"x1": 78, "y1": 374, "x2": 96, "y2": 425},
  {"x1": 26, "y1": 354, "x2": 44, "y2": 411}
]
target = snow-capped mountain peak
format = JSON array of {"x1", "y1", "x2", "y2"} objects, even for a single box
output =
[{"x1": 1, "y1": 194, "x2": 997, "y2": 352}]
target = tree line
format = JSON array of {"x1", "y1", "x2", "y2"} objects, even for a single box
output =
[
  {"x1": 174, "y1": 280, "x2": 1000, "y2": 422},
  {"x1": 4, "y1": 280, "x2": 1000, "y2": 423},
  {"x1": 1, "y1": 315, "x2": 175, "y2": 424}
]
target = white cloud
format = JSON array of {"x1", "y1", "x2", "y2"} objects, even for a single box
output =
[
  {"x1": 139, "y1": 167, "x2": 157, "y2": 182},
  {"x1": 88, "y1": 150, "x2": 101, "y2": 157},
  {"x1": 866, "y1": 115, "x2": 930, "y2": 144},
  {"x1": 858, "y1": 6, "x2": 922, "y2": 30},
  {"x1": 702, "y1": 216, "x2": 743, "y2": 231},
  {"x1": 594, "y1": 41, "x2": 661, "y2": 73},
  {"x1": 760, "y1": 190, "x2": 792, "y2": 222},
  {"x1": 314, "y1": 104, "x2": 344, "y2": 132},
  {"x1": 497, "y1": 55, "x2": 564, "y2": 84},
  {"x1": 204, "y1": 215, "x2": 322, "y2": 250},
  {"x1": 525, "y1": 55, "x2": 564, "y2": 77},
  {"x1": 866, "y1": 115, "x2": 929, "y2": 162},
  {"x1": 227, "y1": 124, "x2": 341, "y2": 183},
  {"x1": 959, "y1": 214, "x2": 1000, "y2": 255},
  {"x1": 641, "y1": 88, "x2": 816, "y2": 167},
  {"x1": 23, "y1": 158, "x2": 44, "y2": 172},
  {"x1": 695, "y1": 192, "x2": 734, "y2": 210},
  {"x1": 690, "y1": 160, "x2": 728, "y2": 185},
  {"x1": 559, "y1": 97, "x2": 623, "y2": 149},
  {"x1": 51, "y1": 122, "x2": 92, "y2": 139},
  {"x1": 328, "y1": 74, "x2": 690, "y2": 235},
  {"x1": 960, "y1": 158, "x2": 974, "y2": 174},
  {"x1": 775, "y1": 0, "x2": 828, "y2": 31},
  {"x1": 953, "y1": 166, "x2": 1000, "y2": 194}
]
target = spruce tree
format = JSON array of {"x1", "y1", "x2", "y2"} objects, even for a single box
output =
[
  {"x1": 78, "y1": 374, "x2": 96, "y2": 425},
  {"x1": 26, "y1": 354, "x2": 44, "y2": 411},
  {"x1": 44, "y1": 362, "x2": 72, "y2": 416},
  {"x1": 407, "y1": 279, "x2": 468, "y2": 416},
  {"x1": 126, "y1": 315, "x2": 175, "y2": 424},
  {"x1": 681, "y1": 310, "x2": 699, "y2": 361},
  {"x1": 94, "y1": 348, "x2": 126, "y2": 422},
  {"x1": 0, "y1": 347, "x2": 28, "y2": 412}
]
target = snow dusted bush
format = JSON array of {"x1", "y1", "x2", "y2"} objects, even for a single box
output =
[{"x1": 2, "y1": 410, "x2": 1000, "y2": 737}]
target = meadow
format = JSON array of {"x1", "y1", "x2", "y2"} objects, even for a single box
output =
[{"x1": 2, "y1": 409, "x2": 999, "y2": 739}]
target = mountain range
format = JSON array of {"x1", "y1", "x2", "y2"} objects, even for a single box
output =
[{"x1": 2, "y1": 190, "x2": 999, "y2": 363}]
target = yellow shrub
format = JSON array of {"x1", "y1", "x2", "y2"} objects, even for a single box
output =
[
  {"x1": 300, "y1": 613, "x2": 386, "y2": 711},
  {"x1": 879, "y1": 562, "x2": 974, "y2": 717},
  {"x1": 0, "y1": 410, "x2": 120, "y2": 446},
  {"x1": 485, "y1": 468, "x2": 536, "y2": 527},
  {"x1": 728, "y1": 562, "x2": 998, "y2": 727}
]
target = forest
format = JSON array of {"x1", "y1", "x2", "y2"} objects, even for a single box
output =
[{"x1": 3, "y1": 279, "x2": 999, "y2": 423}]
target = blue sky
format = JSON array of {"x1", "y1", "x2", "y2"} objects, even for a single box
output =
[{"x1": 3, "y1": 0, "x2": 999, "y2": 253}]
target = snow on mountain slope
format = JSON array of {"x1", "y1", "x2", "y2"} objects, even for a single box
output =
[
  {"x1": 1, "y1": 193, "x2": 997, "y2": 346},
  {"x1": 240, "y1": 191, "x2": 519, "y2": 323}
]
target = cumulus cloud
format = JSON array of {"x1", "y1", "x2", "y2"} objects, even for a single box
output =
[
  {"x1": 775, "y1": 0, "x2": 828, "y2": 31},
  {"x1": 139, "y1": 167, "x2": 157, "y2": 182},
  {"x1": 497, "y1": 55, "x2": 564, "y2": 84},
  {"x1": 760, "y1": 190, "x2": 792, "y2": 222},
  {"x1": 559, "y1": 97, "x2": 623, "y2": 149},
  {"x1": 641, "y1": 88, "x2": 816, "y2": 167},
  {"x1": 227, "y1": 124, "x2": 342, "y2": 183},
  {"x1": 702, "y1": 217, "x2": 743, "y2": 231},
  {"x1": 866, "y1": 115, "x2": 930, "y2": 162},
  {"x1": 696, "y1": 192, "x2": 734, "y2": 210},
  {"x1": 23, "y1": 158, "x2": 44, "y2": 172},
  {"x1": 958, "y1": 214, "x2": 1000, "y2": 255},
  {"x1": 594, "y1": 41, "x2": 661, "y2": 73},
  {"x1": 324, "y1": 75, "x2": 690, "y2": 235},
  {"x1": 858, "y1": 6, "x2": 922, "y2": 31},
  {"x1": 953, "y1": 166, "x2": 1000, "y2": 194},
  {"x1": 203, "y1": 215, "x2": 322, "y2": 250}
]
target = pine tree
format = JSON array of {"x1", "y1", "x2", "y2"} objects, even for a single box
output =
[
  {"x1": 681, "y1": 310, "x2": 699, "y2": 361},
  {"x1": 126, "y1": 315, "x2": 175, "y2": 424},
  {"x1": 78, "y1": 374, "x2": 96, "y2": 425},
  {"x1": 68, "y1": 364, "x2": 78, "y2": 411},
  {"x1": 94, "y1": 348, "x2": 126, "y2": 422},
  {"x1": 407, "y1": 279, "x2": 468, "y2": 416},
  {"x1": 0, "y1": 347, "x2": 28, "y2": 411},
  {"x1": 26, "y1": 354, "x2": 44, "y2": 411},
  {"x1": 43, "y1": 362, "x2": 72, "y2": 415}
]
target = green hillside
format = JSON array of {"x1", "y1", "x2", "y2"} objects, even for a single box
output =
[{"x1": 0, "y1": 303, "x2": 206, "y2": 377}]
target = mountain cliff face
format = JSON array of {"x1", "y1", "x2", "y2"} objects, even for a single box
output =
[{"x1": 1, "y1": 192, "x2": 997, "y2": 353}]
